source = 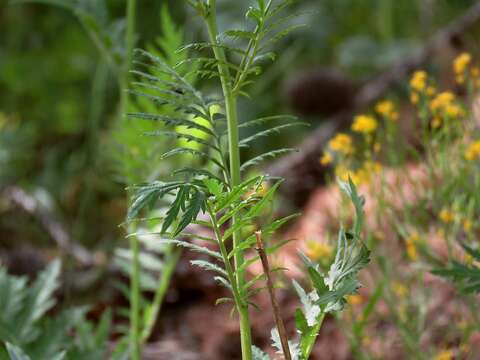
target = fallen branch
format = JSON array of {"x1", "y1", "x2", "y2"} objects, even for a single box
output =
[{"x1": 267, "y1": 1, "x2": 480, "y2": 205}]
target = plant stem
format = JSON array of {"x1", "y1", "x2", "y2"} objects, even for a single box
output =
[
  {"x1": 141, "y1": 245, "x2": 182, "y2": 343},
  {"x1": 124, "y1": 0, "x2": 139, "y2": 359},
  {"x1": 129, "y1": 233, "x2": 141, "y2": 360},
  {"x1": 255, "y1": 232, "x2": 291, "y2": 360},
  {"x1": 303, "y1": 313, "x2": 325, "y2": 359},
  {"x1": 205, "y1": 2, "x2": 252, "y2": 359},
  {"x1": 120, "y1": 0, "x2": 136, "y2": 117}
]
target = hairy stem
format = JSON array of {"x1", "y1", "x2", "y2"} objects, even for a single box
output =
[
  {"x1": 255, "y1": 231, "x2": 291, "y2": 360},
  {"x1": 205, "y1": 2, "x2": 252, "y2": 359}
]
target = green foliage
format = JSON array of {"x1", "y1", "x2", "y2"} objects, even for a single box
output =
[
  {"x1": 0, "y1": 261, "x2": 111, "y2": 360},
  {"x1": 113, "y1": 5, "x2": 194, "y2": 184},
  {"x1": 433, "y1": 243, "x2": 480, "y2": 294},
  {"x1": 268, "y1": 179, "x2": 371, "y2": 360},
  {"x1": 125, "y1": 2, "x2": 371, "y2": 359},
  {"x1": 10, "y1": 0, "x2": 126, "y2": 73}
]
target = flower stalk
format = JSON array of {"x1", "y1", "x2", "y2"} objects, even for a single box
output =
[{"x1": 204, "y1": 1, "x2": 252, "y2": 359}]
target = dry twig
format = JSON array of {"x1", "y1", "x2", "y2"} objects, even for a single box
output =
[{"x1": 255, "y1": 231, "x2": 291, "y2": 360}]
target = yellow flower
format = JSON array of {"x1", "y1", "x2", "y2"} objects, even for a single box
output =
[
  {"x1": 335, "y1": 165, "x2": 351, "y2": 182},
  {"x1": 364, "y1": 161, "x2": 382, "y2": 174},
  {"x1": 434, "y1": 349, "x2": 454, "y2": 360},
  {"x1": 453, "y1": 52, "x2": 471, "y2": 74},
  {"x1": 431, "y1": 117, "x2": 442, "y2": 128},
  {"x1": 347, "y1": 294, "x2": 364, "y2": 306},
  {"x1": 463, "y1": 219, "x2": 473, "y2": 233},
  {"x1": 320, "y1": 152, "x2": 333, "y2": 166},
  {"x1": 445, "y1": 103, "x2": 464, "y2": 118},
  {"x1": 465, "y1": 253, "x2": 474, "y2": 265},
  {"x1": 439, "y1": 208, "x2": 455, "y2": 224},
  {"x1": 464, "y1": 140, "x2": 480, "y2": 161},
  {"x1": 351, "y1": 168, "x2": 367, "y2": 185},
  {"x1": 405, "y1": 232, "x2": 419, "y2": 261},
  {"x1": 373, "y1": 142, "x2": 381, "y2": 153},
  {"x1": 243, "y1": 181, "x2": 269, "y2": 199},
  {"x1": 471, "y1": 66, "x2": 480, "y2": 77},
  {"x1": 456, "y1": 75, "x2": 465, "y2": 84},
  {"x1": 306, "y1": 241, "x2": 333, "y2": 261},
  {"x1": 352, "y1": 115, "x2": 378, "y2": 134},
  {"x1": 430, "y1": 91, "x2": 455, "y2": 112},
  {"x1": 375, "y1": 100, "x2": 397, "y2": 120},
  {"x1": 410, "y1": 92, "x2": 419, "y2": 104},
  {"x1": 392, "y1": 282, "x2": 408, "y2": 298},
  {"x1": 329, "y1": 133, "x2": 354, "y2": 155},
  {"x1": 410, "y1": 70, "x2": 427, "y2": 91},
  {"x1": 406, "y1": 241, "x2": 417, "y2": 261}
]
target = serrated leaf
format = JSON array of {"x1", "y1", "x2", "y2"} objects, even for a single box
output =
[
  {"x1": 238, "y1": 115, "x2": 297, "y2": 129},
  {"x1": 224, "y1": 29, "x2": 256, "y2": 40},
  {"x1": 153, "y1": 238, "x2": 222, "y2": 261},
  {"x1": 190, "y1": 260, "x2": 228, "y2": 277},
  {"x1": 239, "y1": 122, "x2": 309, "y2": 148},
  {"x1": 127, "y1": 181, "x2": 183, "y2": 220},
  {"x1": 173, "y1": 190, "x2": 206, "y2": 236},
  {"x1": 292, "y1": 280, "x2": 320, "y2": 327},
  {"x1": 15, "y1": 260, "x2": 61, "y2": 339},
  {"x1": 162, "y1": 185, "x2": 190, "y2": 233},
  {"x1": 241, "y1": 148, "x2": 297, "y2": 172}
]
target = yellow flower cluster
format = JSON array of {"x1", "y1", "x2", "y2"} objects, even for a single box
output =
[
  {"x1": 439, "y1": 208, "x2": 455, "y2": 224},
  {"x1": 352, "y1": 115, "x2": 378, "y2": 134},
  {"x1": 346, "y1": 294, "x2": 364, "y2": 305},
  {"x1": 434, "y1": 349, "x2": 453, "y2": 360},
  {"x1": 463, "y1": 219, "x2": 473, "y2": 233},
  {"x1": 429, "y1": 91, "x2": 464, "y2": 118},
  {"x1": 410, "y1": 70, "x2": 427, "y2": 92},
  {"x1": 405, "y1": 232, "x2": 420, "y2": 261},
  {"x1": 464, "y1": 140, "x2": 480, "y2": 161},
  {"x1": 392, "y1": 282, "x2": 408, "y2": 298},
  {"x1": 306, "y1": 241, "x2": 333, "y2": 261},
  {"x1": 453, "y1": 52, "x2": 472, "y2": 84},
  {"x1": 375, "y1": 100, "x2": 399, "y2": 121},
  {"x1": 336, "y1": 161, "x2": 382, "y2": 186},
  {"x1": 328, "y1": 133, "x2": 354, "y2": 155},
  {"x1": 409, "y1": 71, "x2": 431, "y2": 105},
  {"x1": 454, "y1": 53, "x2": 471, "y2": 74},
  {"x1": 320, "y1": 152, "x2": 333, "y2": 165}
]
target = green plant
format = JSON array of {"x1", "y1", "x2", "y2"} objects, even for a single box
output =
[
  {"x1": 0, "y1": 261, "x2": 112, "y2": 360},
  {"x1": 125, "y1": 1, "x2": 370, "y2": 359},
  {"x1": 433, "y1": 243, "x2": 480, "y2": 294}
]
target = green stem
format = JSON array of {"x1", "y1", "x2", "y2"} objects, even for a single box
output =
[
  {"x1": 141, "y1": 245, "x2": 182, "y2": 343},
  {"x1": 120, "y1": 0, "x2": 136, "y2": 117},
  {"x1": 129, "y1": 234, "x2": 141, "y2": 360},
  {"x1": 205, "y1": 2, "x2": 252, "y2": 359},
  {"x1": 124, "y1": 0, "x2": 139, "y2": 359},
  {"x1": 304, "y1": 313, "x2": 325, "y2": 359}
]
